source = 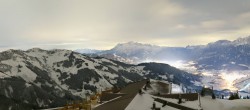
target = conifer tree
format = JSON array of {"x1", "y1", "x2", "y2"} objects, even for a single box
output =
[
  {"x1": 201, "y1": 87, "x2": 205, "y2": 97},
  {"x1": 229, "y1": 93, "x2": 234, "y2": 100},
  {"x1": 212, "y1": 93, "x2": 216, "y2": 99}
]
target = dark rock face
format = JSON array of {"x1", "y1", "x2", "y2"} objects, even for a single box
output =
[
  {"x1": 64, "y1": 68, "x2": 101, "y2": 90},
  {"x1": 0, "y1": 77, "x2": 80, "y2": 110}
]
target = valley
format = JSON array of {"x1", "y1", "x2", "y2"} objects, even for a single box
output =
[{"x1": 76, "y1": 36, "x2": 250, "y2": 95}]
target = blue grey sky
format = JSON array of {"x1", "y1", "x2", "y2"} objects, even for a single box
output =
[{"x1": 0, "y1": 0, "x2": 250, "y2": 50}]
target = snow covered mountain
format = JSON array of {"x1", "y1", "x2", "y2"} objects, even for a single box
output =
[
  {"x1": 82, "y1": 42, "x2": 190, "y2": 65},
  {"x1": 78, "y1": 36, "x2": 250, "y2": 70},
  {"x1": 74, "y1": 49, "x2": 103, "y2": 54},
  {"x1": 0, "y1": 48, "x2": 200, "y2": 110},
  {"x1": 233, "y1": 36, "x2": 250, "y2": 45}
]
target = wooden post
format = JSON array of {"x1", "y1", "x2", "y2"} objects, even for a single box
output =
[
  {"x1": 169, "y1": 82, "x2": 172, "y2": 94},
  {"x1": 198, "y1": 93, "x2": 201, "y2": 108}
]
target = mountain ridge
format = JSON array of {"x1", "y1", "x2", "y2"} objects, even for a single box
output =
[
  {"x1": 0, "y1": 48, "x2": 199, "y2": 109},
  {"x1": 77, "y1": 36, "x2": 250, "y2": 70}
]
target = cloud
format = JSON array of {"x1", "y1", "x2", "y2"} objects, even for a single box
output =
[
  {"x1": 0, "y1": 0, "x2": 250, "y2": 50},
  {"x1": 148, "y1": 0, "x2": 187, "y2": 18},
  {"x1": 239, "y1": 12, "x2": 250, "y2": 19},
  {"x1": 201, "y1": 20, "x2": 226, "y2": 29}
]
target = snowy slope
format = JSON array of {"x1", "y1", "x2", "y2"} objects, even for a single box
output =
[
  {"x1": 126, "y1": 91, "x2": 250, "y2": 110},
  {"x1": 0, "y1": 48, "x2": 200, "y2": 110}
]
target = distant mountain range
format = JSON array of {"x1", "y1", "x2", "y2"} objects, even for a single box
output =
[
  {"x1": 0, "y1": 48, "x2": 199, "y2": 109},
  {"x1": 0, "y1": 36, "x2": 249, "y2": 109},
  {"x1": 76, "y1": 36, "x2": 250, "y2": 70},
  {"x1": 74, "y1": 49, "x2": 103, "y2": 54}
]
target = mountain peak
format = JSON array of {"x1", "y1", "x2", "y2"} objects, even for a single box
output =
[
  {"x1": 26, "y1": 48, "x2": 46, "y2": 52},
  {"x1": 114, "y1": 41, "x2": 159, "y2": 49},
  {"x1": 208, "y1": 40, "x2": 232, "y2": 46},
  {"x1": 111, "y1": 42, "x2": 161, "y2": 54},
  {"x1": 233, "y1": 36, "x2": 250, "y2": 45},
  {"x1": 116, "y1": 41, "x2": 142, "y2": 46},
  {"x1": 74, "y1": 49, "x2": 103, "y2": 54}
]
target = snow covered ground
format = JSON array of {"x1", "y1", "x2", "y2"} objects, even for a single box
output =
[
  {"x1": 125, "y1": 93, "x2": 179, "y2": 110},
  {"x1": 126, "y1": 94, "x2": 250, "y2": 110},
  {"x1": 126, "y1": 80, "x2": 250, "y2": 110},
  {"x1": 200, "y1": 96, "x2": 250, "y2": 110}
]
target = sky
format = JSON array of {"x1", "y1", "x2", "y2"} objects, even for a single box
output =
[{"x1": 0, "y1": 0, "x2": 250, "y2": 51}]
